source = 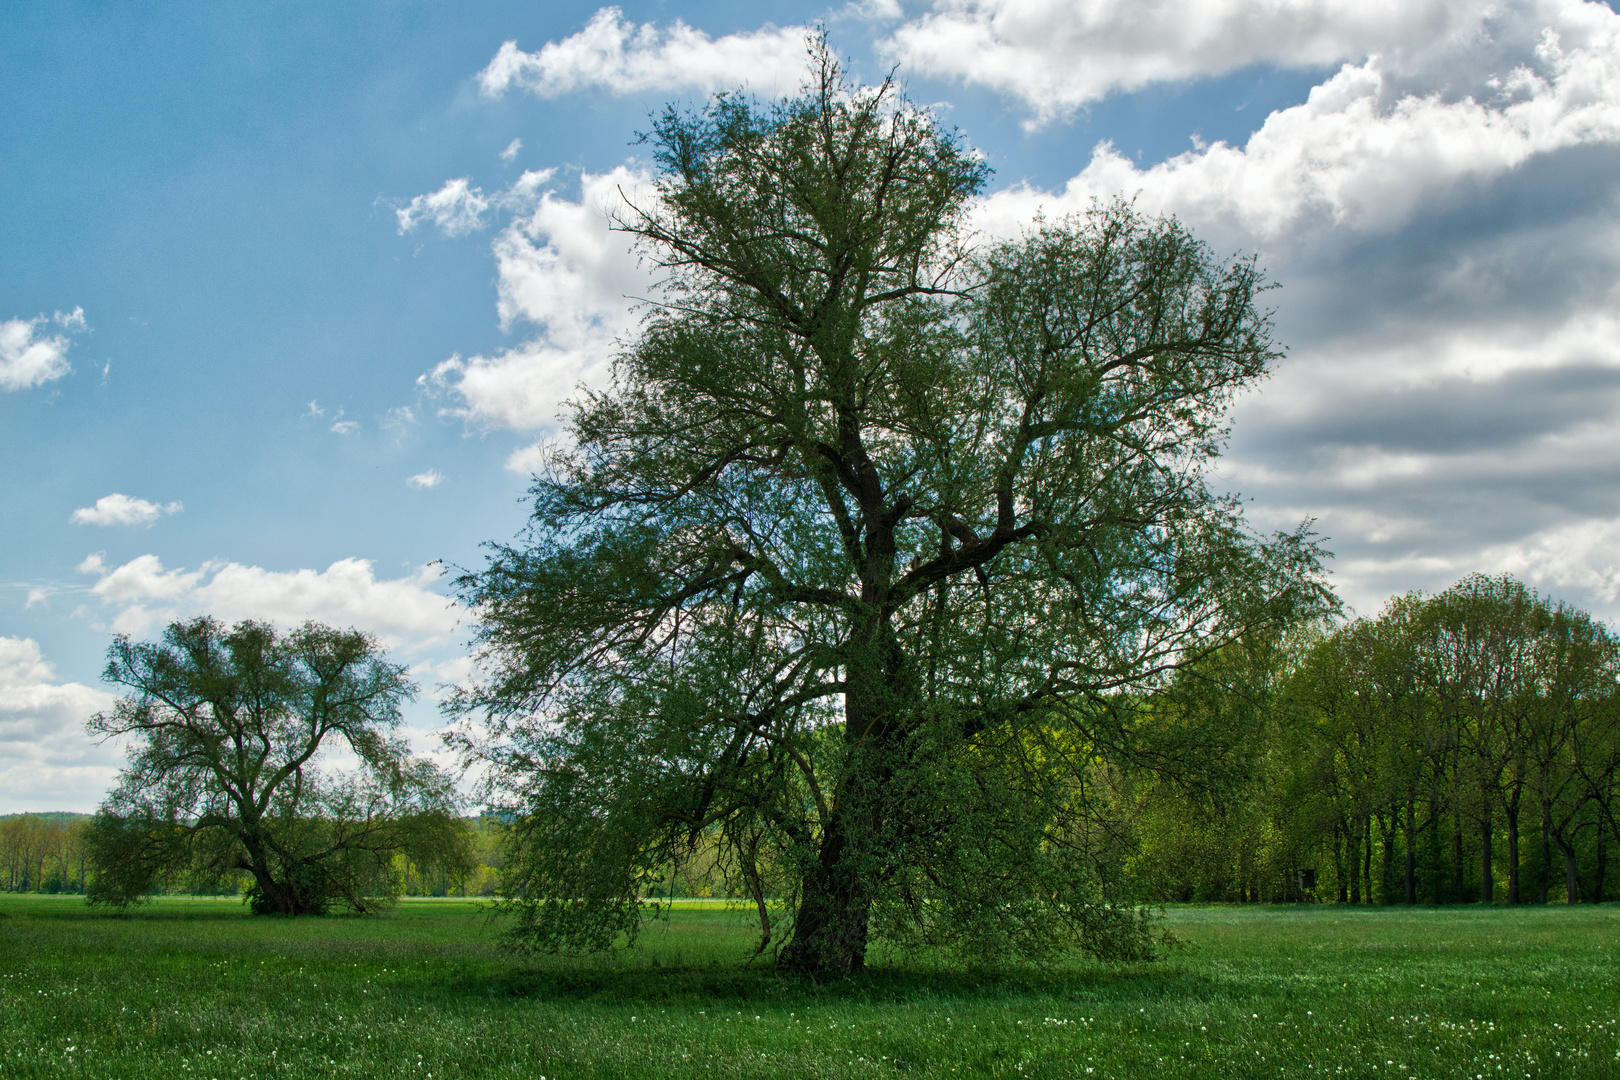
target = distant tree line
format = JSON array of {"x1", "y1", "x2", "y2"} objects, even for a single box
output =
[
  {"x1": 631, "y1": 574, "x2": 1620, "y2": 910},
  {"x1": 0, "y1": 814, "x2": 91, "y2": 893},
  {"x1": 43, "y1": 573, "x2": 1619, "y2": 920},
  {"x1": 1121, "y1": 574, "x2": 1619, "y2": 905},
  {"x1": 1, "y1": 812, "x2": 509, "y2": 899}
]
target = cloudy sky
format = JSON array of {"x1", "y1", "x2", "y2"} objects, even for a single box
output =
[{"x1": 6, "y1": 0, "x2": 1620, "y2": 812}]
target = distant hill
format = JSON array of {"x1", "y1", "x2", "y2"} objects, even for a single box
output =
[{"x1": 0, "y1": 812, "x2": 92, "y2": 824}]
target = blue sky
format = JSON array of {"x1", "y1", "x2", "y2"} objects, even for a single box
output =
[{"x1": 7, "y1": 0, "x2": 1620, "y2": 811}]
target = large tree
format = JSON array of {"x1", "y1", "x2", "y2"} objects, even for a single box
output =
[
  {"x1": 87, "y1": 617, "x2": 469, "y2": 914},
  {"x1": 453, "y1": 47, "x2": 1327, "y2": 972}
]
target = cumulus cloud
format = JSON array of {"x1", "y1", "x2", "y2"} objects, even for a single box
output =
[
  {"x1": 501, "y1": 138, "x2": 523, "y2": 163},
  {"x1": 0, "y1": 307, "x2": 86, "y2": 391},
  {"x1": 439, "y1": 1, "x2": 1620, "y2": 617},
  {"x1": 504, "y1": 442, "x2": 550, "y2": 477},
  {"x1": 77, "y1": 554, "x2": 458, "y2": 652},
  {"x1": 396, "y1": 177, "x2": 492, "y2": 237},
  {"x1": 971, "y1": 13, "x2": 1620, "y2": 244},
  {"x1": 961, "y1": 0, "x2": 1620, "y2": 616},
  {"x1": 418, "y1": 165, "x2": 657, "y2": 431},
  {"x1": 396, "y1": 169, "x2": 557, "y2": 239},
  {"x1": 478, "y1": 7, "x2": 809, "y2": 99},
  {"x1": 886, "y1": 0, "x2": 1536, "y2": 126},
  {"x1": 407, "y1": 470, "x2": 444, "y2": 488},
  {"x1": 1213, "y1": 307, "x2": 1620, "y2": 616},
  {"x1": 69, "y1": 493, "x2": 183, "y2": 528},
  {"x1": 0, "y1": 636, "x2": 119, "y2": 814}
]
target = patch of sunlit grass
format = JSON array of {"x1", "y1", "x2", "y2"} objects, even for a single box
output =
[{"x1": 0, "y1": 895, "x2": 1615, "y2": 1077}]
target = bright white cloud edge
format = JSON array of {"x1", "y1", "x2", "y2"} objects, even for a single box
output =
[
  {"x1": 436, "y1": 1, "x2": 1620, "y2": 621},
  {"x1": 415, "y1": 166, "x2": 657, "y2": 434},
  {"x1": 408, "y1": 470, "x2": 445, "y2": 489},
  {"x1": 0, "y1": 307, "x2": 85, "y2": 392},
  {"x1": 0, "y1": 636, "x2": 119, "y2": 814},
  {"x1": 76, "y1": 553, "x2": 459, "y2": 652},
  {"x1": 70, "y1": 493, "x2": 183, "y2": 528},
  {"x1": 478, "y1": 6, "x2": 811, "y2": 100},
  {"x1": 885, "y1": 0, "x2": 1583, "y2": 127}
]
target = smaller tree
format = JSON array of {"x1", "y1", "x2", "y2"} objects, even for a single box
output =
[{"x1": 86, "y1": 617, "x2": 469, "y2": 914}]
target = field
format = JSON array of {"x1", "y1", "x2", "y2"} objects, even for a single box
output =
[{"x1": 1, "y1": 897, "x2": 1615, "y2": 1078}]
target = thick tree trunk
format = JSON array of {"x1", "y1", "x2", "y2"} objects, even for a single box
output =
[
  {"x1": 779, "y1": 616, "x2": 907, "y2": 974},
  {"x1": 1480, "y1": 803, "x2": 1493, "y2": 904},
  {"x1": 242, "y1": 832, "x2": 295, "y2": 914},
  {"x1": 779, "y1": 810, "x2": 872, "y2": 973},
  {"x1": 240, "y1": 826, "x2": 324, "y2": 915}
]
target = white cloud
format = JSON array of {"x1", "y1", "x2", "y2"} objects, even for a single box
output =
[
  {"x1": 384, "y1": 405, "x2": 418, "y2": 433},
  {"x1": 504, "y1": 442, "x2": 550, "y2": 476},
  {"x1": 886, "y1": 0, "x2": 1523, "y2": 125},
  {"x1": 843, "y1": 0, "x2": 905, "y2": 20},
  {"x1": 78, "y1": 554, "x2": 459, "y2": 652},
  {"x1": 69, "y1": 493, "x2": 183, "y2": 528},
  {"x1": 490, "y1": 166, "x2": 653, "y2": 333},
  {"x1": 953, "y1": 0, "x2": 1620, "y2": 618},
  {"x1": 1213, "y1": 310, "x2": 1620, "y2": 616},
  {"x1": 433, "y1": 1, "x2": 1620, "y2": 619},
  {"x1": 501, "y1": 137, "x2": 523, "y2": 163},
  {"x1": 419, "y1": 165, "x2": 657, "y2": 431},
  {"x1": 396, "y1": 177, "x2": 492, "y2": 237},
  {"x1": 1, "y1": 307, "x2": 85, "y2": 391},
  {"x1": 1481, "y1": 517, "x2": 1620, "y2": 605},
  {"x1": 327, "y1": 407, "x2": 358, "y2": 435},
  {"x1": 0, "y1": 636, "x2": 119, "y2": 814},
  {"x1": 478, "y1": 7, "x2": 810, "y2": 100},
  {"x1": 407, "y1": 470, "x2": 444, "y2": 488},
  {"x1": 396, "y1": 169, "x2": 558, "y2": 239},
  {"x1": 971, "y1": 15, "x2": 1620, "y2": 245}
]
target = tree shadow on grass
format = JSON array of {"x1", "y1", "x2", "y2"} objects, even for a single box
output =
[
  {"x1": 456, "y1": 957, "x2": 1220, "y2": 1011},
  {"x1": 1, "y1": 900, "x2": 252, "y2": 922}
]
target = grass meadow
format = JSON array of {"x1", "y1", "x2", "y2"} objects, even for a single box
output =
[{"x1": 0, "y1": 897, "x2": 1615, "y2": 1078}]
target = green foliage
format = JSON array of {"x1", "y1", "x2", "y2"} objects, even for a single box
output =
[
  {"x1": 454, "y1": 40, "x2": 1329, "y2": 973},
  {"x1": 1124, "y1": 575, "x2": 1620, "y2": 907},
  {"x1": 0, "y1": 815, "x2": 91, "y2": 894},
  {"x1": 2, "y1": 896, "x2": 1618, "y2": 1078},
  {"x1": 86, "y1": 617, "x2": 470, "y2": 915}
]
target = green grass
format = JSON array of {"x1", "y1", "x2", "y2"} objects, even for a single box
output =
[{"x1": 1, "y1": 897, "x2": 1615, "y2": 1078}]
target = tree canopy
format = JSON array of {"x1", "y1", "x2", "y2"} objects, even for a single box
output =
[
  {"x1": 452, "y1": 46, "x2": 1329, "y2": 973},
  {"x1": 1287, "y1": 575, "x2": 1620, "y2": 905},
  {"x1": 1119, "y1": 574, "x2": 1620, "y2": 908},
  {"x1": 87, "y1": 617, "x2": 469, "y2": 914}
]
